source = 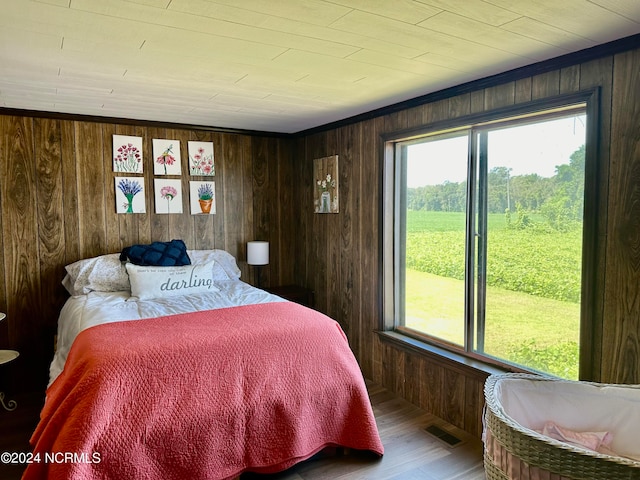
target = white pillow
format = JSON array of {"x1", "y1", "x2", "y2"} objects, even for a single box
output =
[
  {"x1": 63, "y1": 253, "x2": 130, "y2": 296},
  {"x1": 187, "y1": 249, "x2": 241, "y2": 280},
  {"x1": 62, "y1": 249, "x2": 241, "y2": 296},
  {"x1": 126, "y1": 261, "x2": 220, "y2": 300}
]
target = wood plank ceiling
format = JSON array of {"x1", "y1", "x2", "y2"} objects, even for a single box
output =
[{"x1": 1, "y1": 0, "x2": 639, "y2": 133}]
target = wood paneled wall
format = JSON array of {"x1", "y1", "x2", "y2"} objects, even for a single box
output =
[
  {"x1": 293, "y1": 46, "x2": 640, "y2": 438},
  {"x1": 0, "y1": 45, "x2": 638, "y2": 440},
  {"x1": 0, "y1": 116, "x2": 294, "y2": 391}
]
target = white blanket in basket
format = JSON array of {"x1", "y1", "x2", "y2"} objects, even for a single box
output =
[{"x1": 497, "y1": 377, "x2": 640, "y2": 461}]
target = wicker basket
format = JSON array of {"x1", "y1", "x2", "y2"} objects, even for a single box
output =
[{"x1": 483, "y1": 373, "x2": 640, "y2": 480}]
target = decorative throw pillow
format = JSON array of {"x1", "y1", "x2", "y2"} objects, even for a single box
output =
[
  {"x1": 120, "y1": 239, "x2": 191, "y2": 266},
  {"x1": 126, "y1": 261, "x2": 219, "y2": 300}
]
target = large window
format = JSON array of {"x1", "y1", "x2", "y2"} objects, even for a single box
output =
[{"x1": 384, "y1": 98, "x2": 597, "y2": 380}]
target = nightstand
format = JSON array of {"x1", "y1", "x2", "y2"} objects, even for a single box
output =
[
  {"x1": 0, "y1": 313, "x2": 18, "y2": 412},
  {"x1": 265, "y1": 285, "x2": 314, "y2": 308}
]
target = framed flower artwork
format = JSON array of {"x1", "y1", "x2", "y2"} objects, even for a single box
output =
[
  {"x1": 188, "y1": 141, "x2": 215, "y2": 176},
  {"x1": 189, "y1": 181, "x2": 215, "y2": 215},
  {"x1": 154, "y1": 179, "x2": 183, "y2": 214},
  {"x1": 113, "y1": 135, "x2": 143, "y2": 173},
  {"x1": 313, "y1": 155, "x2": 339, "y2": 213},
  {"x1": 115, "y1": 177, "x2": 146, "y2": 214},
  {"x1": 152, "y1": 139, "x2": 181, "y2": 175}
]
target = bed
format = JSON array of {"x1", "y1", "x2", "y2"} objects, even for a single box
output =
[{"x1": 24, "y1": 246, "x2": 384, "y2": 480}]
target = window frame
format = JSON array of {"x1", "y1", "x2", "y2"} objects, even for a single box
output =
[{"x1": 381, "y1": 89, "x2": 601, "y2": 379}]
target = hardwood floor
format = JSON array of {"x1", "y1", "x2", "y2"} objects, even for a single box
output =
[
  {"x1": 0, "y1": 382, "x2": 486, "y2": 480},
  {"x1": 242, "y1": 381, "x2": 486, "y2": 480},
  {"x1": 0, "y1": 391, "x2": 45, "y2": 480}
]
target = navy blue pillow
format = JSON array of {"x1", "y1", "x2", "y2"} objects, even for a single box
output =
[{"x1": 120, "y1": 239, "x2": 191, "y2": 266}]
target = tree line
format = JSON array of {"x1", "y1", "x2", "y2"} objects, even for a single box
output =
[{"x1": 407, "y1": 145, "x2": 585, "y2": 231}]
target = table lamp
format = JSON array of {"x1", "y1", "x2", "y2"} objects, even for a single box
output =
[{"x1": 247, "y1": 241, "x2": 269, "y2": 288}]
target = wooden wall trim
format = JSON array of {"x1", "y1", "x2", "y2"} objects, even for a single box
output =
[
  {"x1": 295, "y1": 33, "x2": 640, "y2": 138},
  {"x1": 380, "y1": 90, "x2": 599, "y2": 143},
  {"x1": 0, "y1": 107, "x2": 290, "y2": 140},
  {"x1": 377, "y1": 331, "x2": 504, "y2": 379}
]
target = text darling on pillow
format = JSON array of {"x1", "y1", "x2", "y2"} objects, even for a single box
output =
[
  {"x1": 126, "y1": 261, "x2": 219, "y2": 300},
  {"x1": 160, "y1": 269, "x2": 213, "y2": 292}
]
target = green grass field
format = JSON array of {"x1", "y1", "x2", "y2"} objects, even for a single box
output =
[{"x1": 404, "y1": 210, "x2": 581, "y2": 379}]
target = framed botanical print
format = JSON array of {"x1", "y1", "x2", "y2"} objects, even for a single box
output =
[
  {"x1": 115, "y1": 177, "x2": 146, "y2": 214},
  {"x1": 313, "y1": 155, "x2": 339, "y2": 213},
  {"x1": 153, "y1": 139, "x2": 181, "y2": 175},
  {"x1": 188, "y1": 141, "x2": 214, "y2": 176},
  {"x1": 113, "y1": 135, "x2": 143, "y2": 173},
  {"x1": 189, "y1": 181, "x2": 216, "y2": 215},
  {"x1": 154, "y1": 179, "x2": 183, "y2": 214}
]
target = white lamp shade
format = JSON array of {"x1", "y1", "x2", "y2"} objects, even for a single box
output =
[{"x1": 247, "y1": 241, "x2": 269, "y2": 265}]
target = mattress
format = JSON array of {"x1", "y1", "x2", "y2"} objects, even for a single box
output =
[{"x1": 49, "y1": 279, "x2": 284, "y2": 385}]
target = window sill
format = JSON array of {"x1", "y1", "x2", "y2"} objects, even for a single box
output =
[{"x1": 376, "y1": 330, "x2": 508, "y2": 378}]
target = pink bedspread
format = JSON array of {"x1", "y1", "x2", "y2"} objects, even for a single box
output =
[{"x1": 25, "y1": 302, "x2": 383, "y2": 480}]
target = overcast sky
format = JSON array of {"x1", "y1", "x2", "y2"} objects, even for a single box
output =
[{"x1": 407, "y1": 114, "x2": 587, "y2": 187}]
